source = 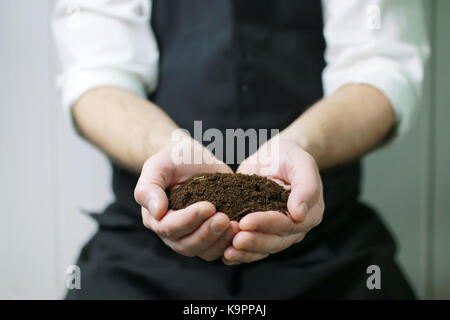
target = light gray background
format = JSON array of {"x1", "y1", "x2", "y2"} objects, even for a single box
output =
[{"x1": 0, "y1": 0, "x2": 448, "y2": 299}]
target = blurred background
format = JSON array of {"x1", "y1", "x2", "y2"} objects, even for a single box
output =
[{"x1": 0, "y1": 0, "x2": 448, "y2": 299}]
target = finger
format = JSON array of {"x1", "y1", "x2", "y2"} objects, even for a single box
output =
[
  {"x1": 199, "y1": 221, "x2": 239, "y2": 261},
  {"x1": 170, "y1": 212, "x2": 230, "y2": 257},
  {"x1": 239, "y1": 211, "x2": 303, "y2": 236},
  {"x1": 232, "y1": 231, "x2": 301, "y2": 254},
  {"x1": 285, "y1": 149, "x2": 322, "y2": 223},
  {"x1": 143, "y1": 201, "x2": 216, "y2": 240},
  {"x1": 236, "y1": 158, "x2": 258, "y2": 175},
  {"x1": 222, "y1": 256, "x2": 241, "y2": 266},
  {"x1": 223, "y1": 246, "x2": 269, "y2": 263},
  {"x1": 134, "y1": 156, "x2": 171, "y2": 221}
]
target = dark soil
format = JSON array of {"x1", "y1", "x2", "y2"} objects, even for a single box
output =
[{"x1": 167, "y1": 173, "x2": 290, "y2": 221}]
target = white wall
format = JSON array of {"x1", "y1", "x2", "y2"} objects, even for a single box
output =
[
  {"x1": 0, "y1": 0, "x2": 448, "y2": 299},
  {"x1": 0, "y1": 0, "x2": 112, "y2": 299}
]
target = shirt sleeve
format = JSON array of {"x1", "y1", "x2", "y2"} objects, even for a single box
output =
[
  {"x1": 321, "y1": 0, "x2": 430, "y2": 140},
  {"x1": 52, "y1": 0, "x2": 159, "y2": 111}
]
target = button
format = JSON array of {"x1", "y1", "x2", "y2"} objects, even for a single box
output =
[{"x1": 241, "y1": 85, "x2": 248, "y2": 93}]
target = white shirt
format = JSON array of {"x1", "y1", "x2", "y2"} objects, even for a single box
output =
[{"x1": 52, "y1": 0, "x2": 430, "y2": 138}]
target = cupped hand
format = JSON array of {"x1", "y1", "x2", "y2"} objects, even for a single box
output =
[
  {"x1": 223, "y1": 138, "x2": 325, "y2": 265},
  {"x1": 134, "y1": 138, "x2": 239, "y2": 261}
]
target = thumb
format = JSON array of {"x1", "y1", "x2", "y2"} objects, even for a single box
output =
[
  {"x1": 285, "y1": 150, "x2": 321, "y2": 223},
  {"x1": 134, "y1": 156, "x2": 170, "y2": 221}
]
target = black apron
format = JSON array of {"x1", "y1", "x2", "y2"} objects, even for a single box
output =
[{"x1": 67, "y1": 0, "x2": 415, "y2": 299}]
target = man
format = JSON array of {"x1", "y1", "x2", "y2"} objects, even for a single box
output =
[{"x1": 53, "y1": 0, "x2": 429, "y2": 299}]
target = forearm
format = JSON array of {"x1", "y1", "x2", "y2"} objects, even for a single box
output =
[
  {"x1": 280, "y1": 83, "x2": 395, "y2": 170},
  {"x1": 72, "y1": 86, "x2": 179, "y2": 174}
]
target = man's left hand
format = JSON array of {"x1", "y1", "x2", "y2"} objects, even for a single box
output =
[{"x1": 222, "y1": 139, "x2": 325, "y2": 265}]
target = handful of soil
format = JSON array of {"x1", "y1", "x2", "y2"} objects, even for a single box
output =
[{"x1": 167, "y1": 173, "x2": 290, "y2": 221}]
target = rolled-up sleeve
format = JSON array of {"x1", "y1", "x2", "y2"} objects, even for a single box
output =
[
  {"x1": 322, "y1": 0, "x2": 430, "y2": 139},
  {"x1": 52, "y1": 0, "x2": 159, "y2": 111}
]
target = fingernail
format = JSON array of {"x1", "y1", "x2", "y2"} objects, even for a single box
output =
[
  {"x1": 148, "y1": 198, "x2": 158, "y2": 217},
  {"x1": 197, "y1": 207, "x2": 212, "y2": 220},
  {"x1": 211, "y1": 218, "x2": 227, "y2": 234},
  {"x1": 299, "y1": 202, "x2": 309, "y2": 221}
]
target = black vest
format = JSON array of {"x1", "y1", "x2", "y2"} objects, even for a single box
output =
[{"x1": 110, "y1": 0, "x2": 361, "y2": 222}]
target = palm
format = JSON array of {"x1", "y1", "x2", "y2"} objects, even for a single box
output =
[{"x1": 222, "y1": 139, "x2": 325, "y2": 265}]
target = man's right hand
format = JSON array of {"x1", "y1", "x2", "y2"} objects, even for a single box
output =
[{"x1": 134, "y1": 138, "x2": 239, "y2": 261}]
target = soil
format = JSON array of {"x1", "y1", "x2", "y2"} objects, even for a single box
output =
[{"x1": 167, "y1": 173, "x2": 290, "y2": 221}]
